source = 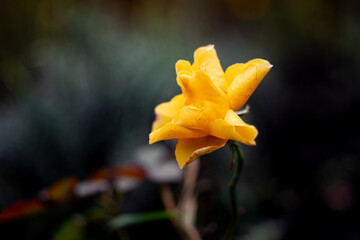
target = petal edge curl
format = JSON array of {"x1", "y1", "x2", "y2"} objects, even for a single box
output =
[
  {"x1": 210, "y1": 109, "x2": 258, "y2": 145},
  {"x1": 175, "y1": 136, "x2": 227, "y2": 169}
]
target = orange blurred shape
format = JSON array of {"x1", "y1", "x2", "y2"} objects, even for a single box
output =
[
  {"x1": 0, "y1": 199, "x2": 45, "y2": 223},
  {"x1": 39, "y1": 177, "x2": 78, "y2": 203},
  {"x1": 91, "y1": 165, "x2": 147, "y2": 180}
]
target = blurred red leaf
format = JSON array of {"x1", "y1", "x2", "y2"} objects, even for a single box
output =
[
  {"x1": 91, "y1": 165, "x2": 146, "y2": 180},
  {"x1": 0, "y1": 199, "x2": 45, "y2": 223}
]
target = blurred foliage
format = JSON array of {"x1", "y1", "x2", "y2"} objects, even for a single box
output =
[
  {"x1": 1, "y1": 0, "x2": 360, "y2": 239},
  {"x1": 0, "y1": 147, "x2": 183, "y2": 239}
]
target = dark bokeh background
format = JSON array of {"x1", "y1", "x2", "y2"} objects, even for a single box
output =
[{"x1": 0, "y1": 0, "x2": 359, "y2": 239}]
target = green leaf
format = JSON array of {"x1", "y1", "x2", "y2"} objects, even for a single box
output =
[
  {"x1": 52, "y1": 218, "x2": 85, "y2": 240},
  {"x1": 106, "y1": 210, "x2": 176, "y2": 232}
]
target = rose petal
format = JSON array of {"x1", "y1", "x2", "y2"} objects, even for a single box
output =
[
  {"x1": 192, "y1": 45, "x2": 224, "y2": 76},
  {"x1": 176, "y1": 60, "x2": 192, "y2": 75},
  {"x1": 177, "y1": 68, "x2": 228, "y2": 107},
  {"x1": 226, "y1": 59, "x2": 272, "y2": 110},
  {"x1": 152, "y1": 94, "x2": 185, "y2": 130},
  {"x1": 210, "y1": 109, "x2": 258, "y2": 145},
  {"x1": 175, "y1": 136, "x2": 227, "y2": 169},
  {"x1": 172, "y1": 101, "x2": 227, "y2": 132},
  {"x1": 192, "y1": 45, "x2": 227, "y2": 92},
  {"x1": 149, "y1": 122, "x2": 208, "y2": 144}
]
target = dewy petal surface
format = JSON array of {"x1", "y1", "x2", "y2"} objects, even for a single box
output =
[
  {"x1": 175, "y1": 136, "x2": 227, "y2": 169},
  {"x1": 149, "y1": 122, "x2": 207, "y2": 144},
  {"x1": 210, "y1": 109, "x2": 258, "y2": 145},
  {"x1": 226, "y1": 59, "x2": 272, "y2": 110},
  {"x1": 152, "y1": 94, "x2": 185, "y2": 131}
]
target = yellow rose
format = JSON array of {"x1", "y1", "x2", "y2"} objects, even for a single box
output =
[{"x1": 149, "y1": 45, "x2": 272, "y2": 169}]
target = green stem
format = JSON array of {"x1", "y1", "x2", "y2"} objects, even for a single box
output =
[{"x1": 224, "y1": 140, "x2": 244, "y2": 240}]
